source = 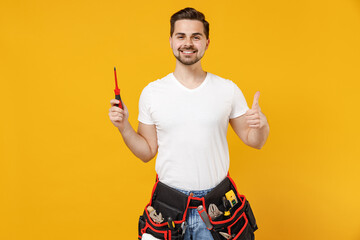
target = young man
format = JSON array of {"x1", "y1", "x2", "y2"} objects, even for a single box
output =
[{"x1": 109, "y1": 7, "x2": 269, "y2": 240}]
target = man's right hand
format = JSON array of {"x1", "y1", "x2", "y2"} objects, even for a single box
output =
[
  {"x1": 108, "y1": 99, "x2": 158, "y2": 162},
  {"x1": 109, "y1": 99, "x2": 129, "y2": 132}
]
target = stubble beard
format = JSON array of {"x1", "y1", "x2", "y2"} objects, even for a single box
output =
[{"x1": 174, "y1": 48, "x2": 203, "y2": 66}]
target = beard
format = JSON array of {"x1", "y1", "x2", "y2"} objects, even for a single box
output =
[{"x1": 174, "y1": 47, "x2": 204, "y2": 65}]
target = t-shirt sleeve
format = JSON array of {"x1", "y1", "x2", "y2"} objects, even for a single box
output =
[
  {"x1": 229, "y1": 82, "x2": 249, "y2": 119},
  {"x1": 138, "y1": 83, "x2": 155, "y2": 125}
]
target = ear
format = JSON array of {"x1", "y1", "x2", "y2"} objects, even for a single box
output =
[
  {"x1": 205, "y1": 38, "x2": 210, "y2": 50},
  {"x1": 169, "y1": 36, "x2": 173, "y2": 48}
]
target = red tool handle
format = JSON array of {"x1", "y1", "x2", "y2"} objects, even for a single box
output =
[
  {"x1": 114, "y1": 67, "x2": 123, "y2": 109},
  {"x1": 115, "y1": 93, "x2": 123, "y2": 109}
]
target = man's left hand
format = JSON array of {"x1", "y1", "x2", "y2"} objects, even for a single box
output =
[{"x1": 244, "y1": 91, "x2": 267, "y2": 129}]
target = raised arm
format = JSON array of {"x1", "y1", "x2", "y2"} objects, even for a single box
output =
[
  {"x1": 109, "y1": 99, "x2": 158, "y2": 162},
  {"x1": 229, "y1": 91, "x2": 269, "y2": 149}
]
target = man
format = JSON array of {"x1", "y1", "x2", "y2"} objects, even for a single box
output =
[{"x1": 109, "y1": 7, "x2": 269, "y2": 240}]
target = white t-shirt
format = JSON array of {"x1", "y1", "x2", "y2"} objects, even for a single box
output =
[{"x1": 138, "y1": 72, "x2": 249, "y2": 190}]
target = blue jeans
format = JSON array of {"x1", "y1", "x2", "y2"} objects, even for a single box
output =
[{"x1": 175, "y1": 188, "x2": 214, "y2": 240}]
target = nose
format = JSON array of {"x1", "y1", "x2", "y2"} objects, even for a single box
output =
[{"x1": 183, "y1": 37, "x2": 194, "y2": 47}]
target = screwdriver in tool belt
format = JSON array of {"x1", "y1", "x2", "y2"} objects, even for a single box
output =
[
  {"x1": 197, "y1": 205, "x2": 213, "y2": 230},
  {"x1": 113, "y1": 67, "x2": 123, "y2": 109},
  {"x1": 167, "y1": 217, "x2": 175, "y2": 230}
]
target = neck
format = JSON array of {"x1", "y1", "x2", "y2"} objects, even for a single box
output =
[{"x1": 173, "y1": 61, "x2": 207, "y2": 86}]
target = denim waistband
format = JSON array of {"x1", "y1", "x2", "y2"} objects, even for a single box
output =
[{"x1": 175, "y1": 187, "x2": 214, "y2": 198}]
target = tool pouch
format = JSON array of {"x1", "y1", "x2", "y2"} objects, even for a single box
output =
[
  {"x1": 138, "y1": 176, "x2": 257, "y2": 240},
  {"x1": 138, "y1": 180, "x2": 189, "y2": 240},
  {"x1": 204, "y1": 177, "x2": 258, "y2": 240}
]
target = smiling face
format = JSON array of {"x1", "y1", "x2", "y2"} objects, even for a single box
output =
[{"x1": 170, "y1": 19, "x2": 210, "y2": 66}]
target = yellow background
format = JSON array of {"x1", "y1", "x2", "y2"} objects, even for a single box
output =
[{"x1": 1, "y1": 0, "x2": 360, "y2": 239}]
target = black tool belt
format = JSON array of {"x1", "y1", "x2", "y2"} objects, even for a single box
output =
[{"x1": 138, "y1": 175, "x2": 258, "y2": 240}]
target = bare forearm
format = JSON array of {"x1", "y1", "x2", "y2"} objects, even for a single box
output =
[
  {"x1": 246, "y1": 122, "x2": 270, "y2": 149},
  {"x1": 119, "y1": 121, "x2": 155, "y2": 162}
]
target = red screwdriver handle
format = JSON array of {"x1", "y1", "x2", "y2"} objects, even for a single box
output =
[
  {"x1": 114, "y1": 67, "x2": 123, "y2": 109},
  {"x1": 115, "y1": 92, "x2": 123, "y2": 109}
]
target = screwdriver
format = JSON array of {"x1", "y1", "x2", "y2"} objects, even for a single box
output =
[
  {"x1": 197, "y1": 205, "x2": 213, "y2": 230},
  {"x1": 167, "y1": 217, "x2": 175, "y2": 230},
  {"x1": 113, "y1": 67, "x2": 123, "y2": 109}
]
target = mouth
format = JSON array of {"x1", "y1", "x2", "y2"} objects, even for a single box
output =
[{"x1": 179, "y1": 49, "x2": 197, "y2": 55}]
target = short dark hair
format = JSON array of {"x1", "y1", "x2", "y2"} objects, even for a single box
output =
[{"x1": 170, "y1": 7, "x2": 209, "y2": 39}]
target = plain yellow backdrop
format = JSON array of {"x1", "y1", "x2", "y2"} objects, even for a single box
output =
[{"x1": 1, "y1": 0, "x2": 360, "y2": 239}]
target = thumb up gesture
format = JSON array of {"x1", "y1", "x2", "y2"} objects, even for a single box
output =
[{"x1": 245, "y1": 91, "x2": 266, "y2": 129}]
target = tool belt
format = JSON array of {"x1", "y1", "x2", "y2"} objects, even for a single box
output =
[{"x1": 138, "y1": 175, "x2": 258, "y2": 240}]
